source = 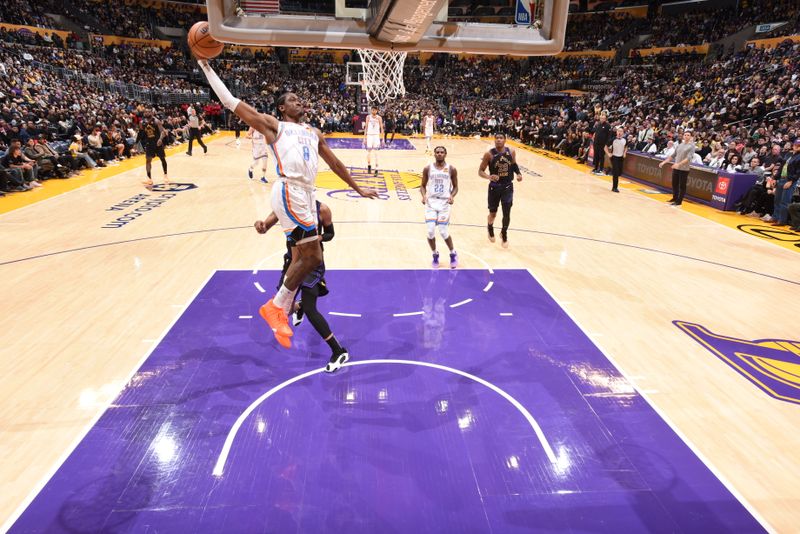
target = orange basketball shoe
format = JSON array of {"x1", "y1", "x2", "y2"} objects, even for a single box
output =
[
  {"x1": 259, "y1": 299, "x2": 293, "y2": 340},
  {"x1": 274, "y1": 332, "x2": 292, "y2": 349}
]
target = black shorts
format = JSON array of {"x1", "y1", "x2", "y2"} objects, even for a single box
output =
[
  {"x1": 286, "y1": 225, "x2": 319, "y2": 246},
  {"x1": 278, "y1": 253, "x2": 328, "y2": 295},
  {"x1": 488, "y1": 183, "x2": 513, "y2": 212},
  {"x1": 145, "y1": 143, "x2": 165, "y2": 159}
]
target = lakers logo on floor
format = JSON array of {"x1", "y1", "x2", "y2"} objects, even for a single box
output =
[
  {"x1": 737, "y1": 224, "x2": 800, "y2": 250},
  {"x1": 319, "y1": 168, "x2": 420, "y2": 201},
  {"x1": 676, "y1": 320, "x2": 800, "y2": 404}
]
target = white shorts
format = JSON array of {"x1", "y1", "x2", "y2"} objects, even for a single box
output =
[
  {"x1": 252, "y1": 143, "x2": 268, "y2": 160},
  {"x1": 425, "y1": 199, "x2": 451, "y2": 224},
  {"x1": 271, "y1": 180, "x2": 318, "y2": 241},
  {"x1": 366, "y1": 134, "x2": 381, "y2": 149},
  {"x1": 424, "y1": 128, "x2": 433, "y2": 138}
]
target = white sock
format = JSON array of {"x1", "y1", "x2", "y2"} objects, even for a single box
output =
[{"x1": 274, "y1": 284, "x2": 296, "y2": 313}]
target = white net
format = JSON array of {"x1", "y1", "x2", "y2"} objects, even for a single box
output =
[{"x1": 356, "y1": 49, "x2": 407, "y2": 104}]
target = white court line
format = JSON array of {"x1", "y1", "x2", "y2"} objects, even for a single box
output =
[
  {"x1": 323, "y1": 236, "x2": 495, "y2": 274},
  {"x1": 212, "y1": 358, "x2": 558, "y2": 477},
  {"x1": 449, "y1": 298, "x2": 472, "y2": 308},
  {"x1": 252, "y1": 249, "x2": 287, "y2": 274},
  {"x1": 328, "y1": 312, "x2": 362, "y2": 318},
  {"x1": 393, "y1": 311, "x2": 424, "y2": 317},
  {"x1": 500, "y1": 313, "x2": 513, "y2": 317},
  {"x1": 524, "y1": 268, "x2": 774, "y2": 533},
  {"x1": 0, "y1": 271, "x2": 218, "y2": 534},
  {"x1": 238, "y1": 315, "x2": 253, "y2": 319},
  {"x1": 249, "y1": 237, "x2": 496, "y2": 314}
]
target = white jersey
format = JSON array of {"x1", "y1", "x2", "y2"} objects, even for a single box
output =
[
  {"x1": 252, "y1": 129, "x2": 268, "y2": 159},
  {"x1": 424, "y1": 116, "x2": 434, "y2": 136},
  {"x1": 427, "y1": 163, "x2": 452, "y2": 203},
  {"x1": 366, "y1": 115, "x2": 381, "y2": 135},
  {"x1": 270, "y1": 121, "x2": 319, "y2": 188},
  {"x1": 252, "y1": 129, "x2": 267, "y2": 147}
]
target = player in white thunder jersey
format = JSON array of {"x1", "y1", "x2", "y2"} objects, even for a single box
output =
[
  {"x1": 424, "y1": 112, "x2": 435, "y2": 154},
  {"x1": 364, "y1": 106, "x2": 383, "y2": 176},
  {"x1": 421, "y1": 146, "x2": 459, "y2": 269},
  {"x1": 246, "y1": 126, "x2": 269, "y2": 183},
  {"x1": 197, "y1": 59, "x2": 378, "y2": 349}
]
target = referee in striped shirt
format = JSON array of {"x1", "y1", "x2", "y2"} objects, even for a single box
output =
[
  {"x1": 186, "y1": 106, "x2": 208, "y2": 156},
  {"x1": 604, "y1": 127, "x2": 626, "y2": 193}
]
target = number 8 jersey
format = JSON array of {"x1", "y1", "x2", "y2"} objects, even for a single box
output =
[{"x1": 269, "y1": 121, "x2": 319, "y2": 188}]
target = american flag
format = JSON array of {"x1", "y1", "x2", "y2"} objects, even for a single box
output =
[{"x1": 240, "y1": 0, "x2": 280, "y2": 14}]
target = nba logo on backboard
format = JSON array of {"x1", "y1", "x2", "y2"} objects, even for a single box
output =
[
  {"x1": 715, "y1": 177, "x2": 730, "y2": 194},
  {"x1": 515, "y1": 0, "x2": 533, "y2": 25}
]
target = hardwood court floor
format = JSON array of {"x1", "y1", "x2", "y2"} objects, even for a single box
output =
[{"x1": 1, "y1": 133, "x2": 798, "y2": 532}]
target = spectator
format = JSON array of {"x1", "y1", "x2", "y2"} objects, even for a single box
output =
[
  {"x1": 2, "y1": 144, "x2": 41, "y2": 188},
  {"x1": 770, "y1": 139, "x2": 800, "y2": 226}
]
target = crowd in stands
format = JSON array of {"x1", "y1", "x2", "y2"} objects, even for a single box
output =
[
  {"x1": 0, "y1": 0, "x2": 59, "y2": 29},
  {"x1": 1, "y1": 0, "x2": 799, "y2": 222},
  {"x1": 0, "y1": 26, "x2": 81, "y2": 50},
  {"x1": 1, "y1": 0, "x2": 798, "y2": 50},
  {"x1": 0, "y1": 41, "x2": 215, "y2": 196},
  {"x1": 564, "y1": 13, "x2": 647, "y2": 51}
]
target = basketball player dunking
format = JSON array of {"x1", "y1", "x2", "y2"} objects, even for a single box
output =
[
  {"x1": 479, "y1": 132, "x2": 523, "y2": 248},
  {"x1": 421, "y1": 146, "x2": 458, "y2": 268},
  {"x1": 246, "y1": 126, "x2": 268, "y2": 183},
  {"x1": 364, "y1": 106, "x2": 383, "y2": 176},
  {"x1": 197, "y1": 59, "x2": 378, "y2": 349},
  {"x1": 255, "y1": 201, "x2": 350, "y2": 372},
  {"x1": 423, "y1": 111, "x2": 435, "y2": 154},
  {"x1": 136, "y1": 109, "x2": 168, "y2": 188}
]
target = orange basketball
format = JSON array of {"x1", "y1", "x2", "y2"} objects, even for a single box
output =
[{"x1": 188, "y1": 21, "x2": 224, "y2": 60}]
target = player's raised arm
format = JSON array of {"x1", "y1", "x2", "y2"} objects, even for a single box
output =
[
  {"x1": 479, "y1": 151, "x2": 497, "y2": 181},
  {"x1": 316, "y1": 128, "x2": 378, "y2": 198},
  {"x1": 197, "y1": 59, "x2": 279, "y2": 143}
]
